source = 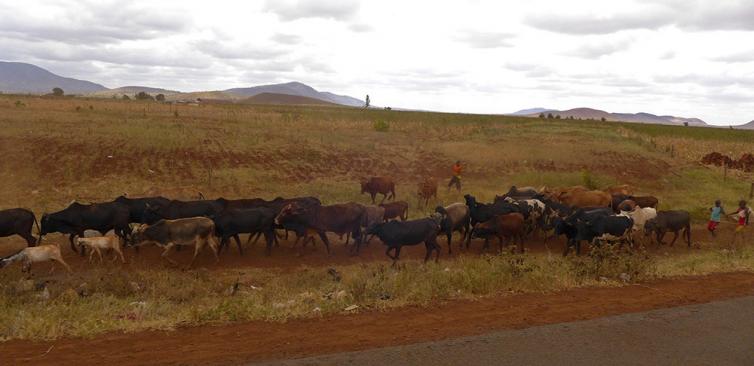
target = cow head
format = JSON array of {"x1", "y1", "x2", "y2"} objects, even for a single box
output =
[
  {"x1": 643, "y1": 219, "x2": 657, "y2": 236},
  {"x1": 428, "y1": 212, "x2": 444, "y2": 228},
  {"x1": 275, "y1": 202, "x2": 308, "y2": 226},
  {"x1": 129, "y1": 224, "x2": 149, "y2": 245},
  {"x1": 463, "y1": 194, "x2": 476, "y2": 208}
]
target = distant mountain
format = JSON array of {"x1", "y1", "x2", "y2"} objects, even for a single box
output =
[
  {"x1": 0, "y1": 61, "x2": 107, "y2": 94},
  {"x1": 240, "y1": 92, "x2": 337, "y2": 106},
  {"x1": 510, "y1": 108, "x2": 555, "y2": 115},
  {"x1": 738, "y1": 120, "x2": 754, "y2": 130},
  {"x1": 524, "y1": 107, "x2": 707, "y2": 126},
  {"x1": 225, "y1": 81, "x2": 364, "y2": 107}
]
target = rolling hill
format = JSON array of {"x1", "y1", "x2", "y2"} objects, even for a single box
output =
[
  {"x1": 225, "y1": 81, "x2": 364, "y2": 107},
  {"x1": 520, "y1": 107, "x2": 707, "y2": 126},
  {"x1": 240, "y1": 92, "x2": 338, "y2": 105},
  {"x1": 738, "y1": 120, "x2": 754, "y2": 129},
  {"x1": 87, "y1": 86, "x2": 179, "y2": 98},
  {"x1": 0, "y1": 61, "x2": 107, "y2": 94}
]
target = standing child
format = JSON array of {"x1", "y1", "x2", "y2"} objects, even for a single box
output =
[
  {"x1": 729, "y1": 200, "x2": 751, "y2": 244},
  {"x1": 708, "y1": 200, "x2": 725, "y2": 237}
]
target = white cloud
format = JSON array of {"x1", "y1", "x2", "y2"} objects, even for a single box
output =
[{"x1": 0, "y1": 0, "x2": 752, "y2": 124}]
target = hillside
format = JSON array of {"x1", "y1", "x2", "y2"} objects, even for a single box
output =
[
  {"x1": 225, "y1": 81, "x2": 364, "y2": 107},
  {"x1": 737, "y1": 120, "x2": 754, "y2": 129},
  {"x1": 0, "y1": 61, "x2": 107, "y2": 94},
  {"x1": 524, "y1": 107, "x2": 707, "y2": 126},
  {"x1": 87, "y1": 86, "x2": 179, "y2": 98},
  {"x1": 240, "y1": 92, "x2": 338, "y2": 105}
]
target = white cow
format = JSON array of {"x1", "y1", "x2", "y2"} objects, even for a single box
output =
[{"x1": 620, "y1": 207, "x2": 657, "y2": 232}]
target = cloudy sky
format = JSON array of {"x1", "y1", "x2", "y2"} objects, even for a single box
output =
[{"x1": 1, "y1": 0, "x2": 753, "y2": 125}]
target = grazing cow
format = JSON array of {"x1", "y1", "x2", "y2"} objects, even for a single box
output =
[
  {"x1": 464, "y1": 194, "x2": 521, "y2": 246},
  {"x1": 274, "y1": 202, "x2": 365, "y2": 254},
  {"x1": 604, "y1": 184, "x2": 634, "y2": 196},
  {"x1": 0, "y1": 245, "x2": 72, "y2": 274},
  {"x1": 435, "y1": 203, "x2": 470, "y2": 254},
  {"x1": 620, "y1": 207, "x2": 657, "y2": 232},
  {"x1": 361, "y1": 177, "x2": 396, "y2": 204},
  {"x1": 76, "y1": 235, "x2": 126, "y2": 264},
  {"x1": 559, "y1": 190, "x2": 611, "y2": 208},
  {"x1": 113, "y1": 195, "x2": 171, "y2": 223},
  {"x1": 0, "y1": 208, "x2": 39, "y2": 246},
  {"x1": 553, "y1": 207, "x2": 613, "y2": 255},
  {"x1": 366, "y1": 214, "x2": 443, "y2": 265},
  {"x1": 132, "y1": 217, "x2": 220, "y2": 267},
  {"x1": 472, "y1": 212, "x2": 526, "y2": 253},
  {"x1": 644, "y1": 210, "x2": 691, "y2": 247},
  {"x1": 380, "y1": 201, "x2": 409, "y2": 221},
  {"x1": 361, "y1": 205, "x2": 386, "y2": 243},
  {"x1": 417, "y1": 178, "x2": 438, "y2": 208},
  {"x1": 40, "y1": 202, "x2": 130, "y2": 254},
  {"x1": 141, "y1": 199, "x2": 225, "y2": 225},
  {"x1": 631, "y1": 196, "x2": 659, "y2": 209},
  {"x1": 212, "y1": 208, "x2": 276, "y2": 255}
]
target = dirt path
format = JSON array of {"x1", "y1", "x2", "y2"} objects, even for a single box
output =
[
  {"x1": 264, "y1": 295, "x2": 754, "y2": 366},
  {"x1": 4, "y1": 271, "x2": 754, "y2": 366},
  {"x1": 0, "y1": 225, "x2": 732, "y2": 272}
]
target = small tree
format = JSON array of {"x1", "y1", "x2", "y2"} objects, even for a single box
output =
[
  {"x1": 52, "y1": 87, "x2": 64, "y2": 96},
  {"x1": 683, "y1": 121, "x2": 689, "y2": 127},
  {"x1": 539, "y1": 113, "x2": 545, "y2": 119},
  {"x1": 365, "y1": 94, "x2": 370, "y2": 108},
  {"x1": 135, "y1": 91, "x2": 154, "y2": 100},
  {"x1": 155, "y1": 94, "x2": 166, "y2": 102},
  {"x1": 122, "y1": 95, "x2": 131, "y2": 100},
  {"x1": 555, "y1": 114, "x2": 561, "y2": 119},
  {"x1": 601, "y1": 117, "x2": 606, "y2": 122},
  {"x1": 547, "y1": 113, "x2": 554, "y2": 119}
]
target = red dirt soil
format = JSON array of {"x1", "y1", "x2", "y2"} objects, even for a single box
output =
[{"x1": 4, "y1": 271, "x2": 754, "y2": 366}]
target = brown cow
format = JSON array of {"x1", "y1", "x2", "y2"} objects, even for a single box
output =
[
  {"x1": 542, "y1": 186, "x2": 588, "y2": 201},
  {"x1": 417, "y1": 178, "x2": 438, "y2": 208},
  {"x1": 618, "y1": 199, "x2": 637, "y2": 212},
  {"x1": 275, "y1": 202, "x2": 366, "y2": 254},
  {"x1": 380, "y1": 201, "x2": 409, "y2": 221},
  {"x1": 604, "y1": 184, "x2": 634, "y2": 196},
  {"x1": 361, "y1": 177, "x2": 396, "y2": 204},
  {"x1": 559, "y1": 190, "x2": 611, "y2": 208},
  {"x1": 632, "y1": 196, "x2": 659, "y2": 208},
  {"x1": 471, "y1": 213, "x2": 526, "y2": 253}
]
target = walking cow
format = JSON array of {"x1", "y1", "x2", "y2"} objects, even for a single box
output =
[
  {"x1": 0, "y1": 208, "x2": 39, "y2": 246},
  {"x1": 360, "y1": 177, "x2": 396, "y2": 204}
]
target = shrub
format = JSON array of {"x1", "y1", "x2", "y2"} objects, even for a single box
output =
[
  {"x1": 569, "y1": 244, "x2": 655, "y2": 282},
  {"x1": 373, "y1": 120, "x2": 389, "y2": 132},
  {"x1": 52, "y1": 87, "x2": 64, "y2": 96},
  {"x1": 581, "y1": 169, "x2": 597, "y2": 189}
]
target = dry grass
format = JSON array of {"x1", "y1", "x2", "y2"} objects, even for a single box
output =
[{"x1": 1, "y1": 94, "x2": 754, "y2": 341}]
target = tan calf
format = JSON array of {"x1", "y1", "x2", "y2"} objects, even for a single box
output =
[
  {"x1": 76, "y1": 236, "x2": 126, "y2": 264},
  {"x1": 0, "y1": 244, "x2": 72, "y2": 274}
]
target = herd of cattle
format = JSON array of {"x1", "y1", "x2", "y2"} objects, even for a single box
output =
[{"x1": 0, "y1": 178, "x2": 693, "y2": 272}]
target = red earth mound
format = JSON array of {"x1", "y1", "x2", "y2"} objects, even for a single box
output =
[{"x1": 701, "y1": 152, "x2": 754, "y2": 172}]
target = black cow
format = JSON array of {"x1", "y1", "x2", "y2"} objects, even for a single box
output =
[
  {"x1": 0, "y1": 208, "x2": 39, "y2": 246},
  {"x1": 464, "y1": 194, "x2": 521, "y2": 246},
  {"x1": 142, "y1": 199, "x2": 225, "y2": 224},
  {"x1": 212, "y1": 208, "x2": 276, "y2": 255},
  {"x1": 435, "y1": 203, "x2": 470, "y2": 254},
  {"x1": 501, "y1": 185, "x2": 539, "y2": 200},
  {"x1": 40, "y1": 202, "x2": 130, "y2": 254},
  {"x1": 366, "y1": 214, "x2": 443, "y2": 265},
  {"x1": 113, "y1": 195, "x2": 171, "y2": 223},
  {"x1": 644, "y1": 210, "x2": 691, "y2": 247},
  {"x1": 553, "y1": 207, "x2": 614, "y2": 255}
]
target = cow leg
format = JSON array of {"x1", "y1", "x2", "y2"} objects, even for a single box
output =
[
  {"x1": 160, "y1": 243, "x2": 178, "y2": 266},
  {"x1": 379, "y1": 193, "x2": 386, "y2": 204},
  {"x1": 446, "y1": 231, "x2": 453, "y2": 255},
  {"x1": 371, "y1": 193, "x2": 376, "y2": 204},
  {"x1": 264, "y1": 231, "x2": 274, "y2": 256},
  {"x1": 233, "y1": 234, "x2": 244, "y2": 256},
  {"x1": 209, "y1": 236, "x2": 220, "y2": 263},
  {"x1": 385, "y1": 246, "x2": 397, "y2": 261},
  {"x1": 69, "y1": 234, "x2": 79, "y2": 255},
  {"x1": 685, "y1": 225, "x2": 692, "y2": 247},
  {"x1": 96, "y1": 248, "x2": 104, "y2": 263},
  {"x1": 52, "y1": 255, "x2": 73, "y2": 273},
  {"x1": 318, "y1": 232, "x2": 331, "y2": 254},
  {"x1": 669, "y1": 231, "x2": 679, "y2": 247},
  {"x1": 88, "y1": 247, "x2": 95, "y2": 263},
  {"x1": 116, "y1": 247, "x2": 126, "y2": 264},
  {"x1": 393, "y1": 246, "x2": 403, "y2": 266},
  {"x1": 657, "y1": 230, "x2": 667, "y2": 246}
]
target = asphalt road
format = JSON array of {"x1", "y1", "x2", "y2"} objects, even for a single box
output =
[{"x1": 254, "y1": 296, "x2": 754, "y2": 366}]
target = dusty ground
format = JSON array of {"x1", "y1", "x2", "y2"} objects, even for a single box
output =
[{"x1": 3, "y1": 271, "x2": 753, "y2": 366}]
